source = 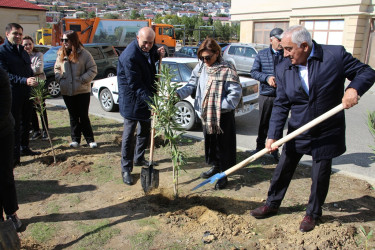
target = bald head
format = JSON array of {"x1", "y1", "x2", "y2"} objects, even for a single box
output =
[{"x1": 137, "y1": 27, "x2": 155, "y2": 52}]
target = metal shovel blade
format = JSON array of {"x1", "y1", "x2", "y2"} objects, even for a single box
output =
[
  {"x1": 191, "y1": 172, "x2": 227, "y2": 191},
  {"x1": 141, "y1": 164, "x2": 159, "y2": 194}
]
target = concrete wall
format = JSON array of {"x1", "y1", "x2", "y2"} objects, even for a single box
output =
[
  {"x1": 0, "y1": 8, "x2": 46, "y2": 40},
  {"x1": 231, "y1": 0, "x2": 375, "y2": 61}
]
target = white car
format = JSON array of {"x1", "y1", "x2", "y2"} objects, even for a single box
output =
[{"x1": 92, "y1": 57, "x2": 259, "y2": 130}]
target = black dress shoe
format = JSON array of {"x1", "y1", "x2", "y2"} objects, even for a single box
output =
[
  {"x1": 250, "y1": 205, "x2": 278, "y2": 219},
  {"x1": 299, "y1": 215, "x2": 316, "y2": 232},
  {"x1": 134, "y1": 159, "x2": 158, "y2": 167},
  {"x1": 122, "y1": 172, "x2": 133, "y2": 185},
  {"x1": 214, "y1": 177, "x2": 228, "y2": 190},
  {"x1": 20, "y1": 147, "x2": 41, "y2": 156},
  {"x1": 200, "y1": 166, "x2": 220, "y2": 179}
]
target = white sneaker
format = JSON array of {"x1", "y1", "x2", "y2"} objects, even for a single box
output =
[
  {"x1": 89, "y1": 142, "x2": 97, "y2": 148},
  {"x1": 70, "y1": 142, "x2": 80, "y2": 148}
]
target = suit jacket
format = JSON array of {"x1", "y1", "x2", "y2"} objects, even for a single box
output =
[
  {"x1": 0, "y1": 39, "x2": 33, "y2": 95},
  {"x1": 268, "y1": 41, "x2": 375, "y2": 160},
  {"x1": 250, "y1": 45, "x2": 283, "y2": 97},
  {"x1": 117, "y1": 40, "x2": 159, "y2": 121}
]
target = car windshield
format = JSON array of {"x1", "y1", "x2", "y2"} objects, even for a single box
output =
[{"x1": 43, "y1": 47, "x2": 59, "y2": 62}]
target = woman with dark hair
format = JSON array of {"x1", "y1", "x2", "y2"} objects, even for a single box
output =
[
  {"x1": 54, "y1": 30, "x2": 98, "y2": 148},
  {"x1": 22, "y1": 35, "x2": 49, "y2": 140},
  {"x1": 176, "y1": 38, "x2": 242, "y2": 189}
]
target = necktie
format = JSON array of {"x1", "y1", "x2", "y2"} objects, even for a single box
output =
[{"x1": 274, "y1": 52, "x2": 280, "y2": 66}]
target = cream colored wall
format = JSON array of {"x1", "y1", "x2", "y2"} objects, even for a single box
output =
[
  {"x1": 231, "y1": 0, "x2": 375, "y2": 61},
  {"x1": 0, "y1": 8, "x2": 46, "y2": 40}
]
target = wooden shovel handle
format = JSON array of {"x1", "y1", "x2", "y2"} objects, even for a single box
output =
[{"x1": 224, "y1": 104, "x2": 345, "y2": 176}]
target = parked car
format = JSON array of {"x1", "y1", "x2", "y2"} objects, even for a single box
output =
[
  {"x1": 92, "y1": 57, "x2": 259, "y2": 130},
  {"x1": 43, "y1": 43, "x2": 119, "y2": 97},
  {"x1": 222, "y1": 43, "x2": 261, "y2": 75},
  {"x1": 174, "y1": 46, "x2": 199, "y2": 58},
  {"x1": 34, "y1": 45, "x2": 51, "y2": 54}
]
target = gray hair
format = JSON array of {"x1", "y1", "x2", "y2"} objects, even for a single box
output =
[{"x1": 282, "y1": 25, "x2": 312, "y2": 47}]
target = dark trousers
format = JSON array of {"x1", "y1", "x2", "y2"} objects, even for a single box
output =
[
  {"x1": 256, "y1": 95, "x2": 275, "y2": 150},
  {"x1": 0, "y1": 132, "x2": 19, "y2": 217},
  {"x1": 121, "y1": 118, "x2": 151, "y2": 173},
  {"x1": 203, "y1": 111, "x2": 236, "y2": 172},
  {"x1": 62, "y1": 93, "x2": 94, "y2": 144},
  {"x1": 11, "y1": 90, "x2": 33, "y2": 161},
  {"x1": 31, "y1": 102, "x2": 48, "y2": 132},
  {"x1": 266, "y1": 148, "x2": 332, "y2": 219}
]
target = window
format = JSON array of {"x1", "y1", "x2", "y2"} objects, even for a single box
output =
[
  {"x1": 101, "y1": 46, "x2": 117, "y2": 58},
  {"x1": 86, "y1": 47, "x2": 104, "y2": 60},
  {"x1": 70, "y1": 25, "x2": 82, "y2": 32},
  {"x1": 301, "y1": 20, "x2": 344, "y2": 45},
  {"x1": 245, "y1": 47, "x2": 256, "y2": 58},
  {"x1": 179, "y1": 63, "x2": 197, "y2": 82},
  {"x1": 165, "y1": 63, "x2": 181, "y2": 82},
  {"x1": 253, "y1": 22, "x2": 289, "y2": 44}
]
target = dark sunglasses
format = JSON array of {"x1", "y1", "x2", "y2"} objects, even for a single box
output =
[
  {"x1": 200, "y1": 55, "x2": 212, "y2": 61},
  {"x1": 60, "y1": 38, "x2": 69, "y2": 42}
]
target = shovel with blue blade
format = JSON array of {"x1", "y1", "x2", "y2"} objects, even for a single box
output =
[{"x1": 192, "y1": 104, "x2": 345, "y2": 191}]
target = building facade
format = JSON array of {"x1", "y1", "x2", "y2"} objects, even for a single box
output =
[
  {"x1": 0, "y1": 0, "x2": 46, "y2": 39},
  {"x1": 231, "y1": 0, "x2": 375, "y2": 67}
]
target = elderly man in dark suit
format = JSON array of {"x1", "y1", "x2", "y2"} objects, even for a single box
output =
[
  {"x1": 250, "y1": 25, "x2": 375, "y2": 232},
  {"x1": 117, "y1": 27, "x2": 164, "y2": 185}
]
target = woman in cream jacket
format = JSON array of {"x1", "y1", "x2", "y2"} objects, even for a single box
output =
[{"x1": 54, "y1": 30, "x2": 98, "y2": 148}]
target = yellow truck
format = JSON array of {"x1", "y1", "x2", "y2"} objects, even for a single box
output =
[{"x1": 36, "y1": 28, "x2": 52, "y2": 45}]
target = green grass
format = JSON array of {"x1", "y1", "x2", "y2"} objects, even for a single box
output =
[
  {"x1": 47, "y1": 202, "x2": 60, "y2": 214},
  {"x1": 136, "y1": 217, "x2": 160, "y2": 229},
  {"x1": 76, "y1": 220, "x2": 121, "y2": 249},
  {"x1": 129, "y1": 230, "x2": 159, "y2": 250},
  {"x1": 30, "y1": 222, "x2": 58, "y2": 243}
]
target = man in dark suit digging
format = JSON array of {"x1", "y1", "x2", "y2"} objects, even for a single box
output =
[{"x1": 250, "y1": 25, "x2": 375, "y2": 232}]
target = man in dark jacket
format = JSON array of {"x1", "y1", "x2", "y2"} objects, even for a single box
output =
[
  {"x1": 0, "y1": 23, "x2": 40, "y2": 167},
  {"x1": 117, "y1": 27, "x2": 165, "y2": 185},
  {"x1": 250, "y1": 25, "x2": 375, "y2": 232},
  {"x1": 0, "y1": 67, "x2": 22, "y2": 231},
  {"x1": 250, "y1": 28, "x2": 284, "y2": 162}
]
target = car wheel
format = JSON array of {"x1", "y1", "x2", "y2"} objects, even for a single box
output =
[
  {"x1": 99, "y1": 88, "x2": 117, "y2": 112},
  {"x1": 46, "y1": 77, "x2": 60, "y2": 98},
  {"x1": 105, "y1": 69, "x2": 116, "y2": 78},
  {"x1": 175, "y1": 101, "x2": 196, "y2": 131}
]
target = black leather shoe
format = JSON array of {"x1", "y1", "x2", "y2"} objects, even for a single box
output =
[
  {"x1": 20, "y1": 147, "x2": 41, "y2": 156},
  {"x1": 214, "y1": 177, "x2": 228, "y2": 190},
  {"x1": 250, "y1": 205, "x2": 278, "y2": 219},
  {"x1": 134, "y1": 159, "x2": 158, "y2": 167},
  {"x1": 122, "y1": 172, "x2": 133, "y2": 185},
  {"x1": 200, "y1": 166, "x2": 220, "y2": 179},
  {"x1": 299, "y1": 215, "x2": 316, "y2": 232},
  {"x1": 271, "y1": 151, "x2": 280, "y2": 162}
]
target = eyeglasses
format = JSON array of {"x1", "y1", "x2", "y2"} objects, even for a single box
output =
[
  {"x1": 200, "y1": 55, "x2": 212, "y2": 61},
  {"x1": 61, "y1": 38, "x2": 69, "y2": 43}
]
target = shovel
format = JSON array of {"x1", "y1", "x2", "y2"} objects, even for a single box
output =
[
  {"x1": 140, "y1": 114, "x2": 159, "y2": 193},
  {"x1": 192, "y1": 104, "x2": 345, "y2": 191},
  {"x1": 141, "y1": 53, "x2": 163, "y2": 193}
]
